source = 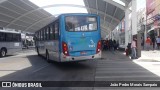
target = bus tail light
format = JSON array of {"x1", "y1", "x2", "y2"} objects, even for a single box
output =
[
  {"x1": 62, "y1": 42, "x2": 69, "y2": 56},
  {"x1": 96, "y1": 40, "x2": 101, "y2": 54}
]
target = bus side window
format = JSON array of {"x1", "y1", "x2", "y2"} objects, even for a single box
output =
[
  {"x1": 37, "y1": 32, "x2": 39, "y2": 41},
  {"x1": 48, "y1": 27, "x2": 50, "y2": 40},
  {"x1": 6, "y1": 33, "x2": 13, "y2": 41},
  {"x1": 12, "y1": 34, "x2": 16, "y2": 42},
  {"x1": 43, "y1": 29, "x2": 46, "y2": 40},
  {"x1": 53, "y1": 24, "x2": 55, "y2": 40},
  {"x1": 18, "y1": 34, "x2": 21, "y2": 41},
  {"x1": 50, "y1": 25, "x2": 54, "y2": 40},
  {"x1": 38, "y1": 32, "x2": 39, "y2": 41},
  {"x1": 55, "y1": 22, "x2": 59, "y2": 40},
  {"x1": 12, "y1": 34, "x2": 20, "y2": 42},
  {"x1": 46, "y1": 28, "x2": 48, "y2": 40},
  {"x1": 0, "y1": 32, "x2": 5, "y2": 41},
  {"x1": 41, "y1": 30, "x2": 43, "y2": 41},
  {"x1": 45, "y1": 27, "x2": 48, "y2": 40},
  {"x1": 39, "y1": 31, "x2": 40, "y2": 41},
  {"x1": 37, "y1": 31, "x2": 40, "y2": 41}
]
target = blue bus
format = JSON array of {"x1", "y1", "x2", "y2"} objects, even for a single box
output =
[{"x1": 35, "y1": 13, "x2": 101, "y2": 62}]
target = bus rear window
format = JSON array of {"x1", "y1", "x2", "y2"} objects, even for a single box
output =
[{"x1": 65, "y1": 16, "x2": 97, "y2": 32}]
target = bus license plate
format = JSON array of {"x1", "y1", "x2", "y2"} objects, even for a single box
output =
[{"x1": 81, "y1": 52, "x2": 87, "y2": 55}]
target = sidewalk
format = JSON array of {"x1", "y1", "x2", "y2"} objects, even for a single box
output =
[
  {"x1": 120, "y1": 50, "x2": 160, "y2": 77},
  {"x1": 133, "y1": 50, "x2": 160, "y2": 77},
  {"x1": 137, "y1": 50, "x2": 160, "y2": 61}
]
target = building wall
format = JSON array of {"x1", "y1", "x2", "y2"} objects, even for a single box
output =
[{"x1": 146, "y1": 0, "x2": 160, "y2": 37}]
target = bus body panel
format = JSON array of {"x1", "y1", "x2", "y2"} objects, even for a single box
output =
[
  {"x1": 37, "y1": 40, "x2": 60, "y2": 62},
  {"x1": 46, "y1": 41, "x2": 60, "y2": 62},
  {"x1": 36, "y1": 18, "x2": 61, "y2": 62},
  {"x1": 0, "y1": 30, "x2": 22, "y2": 57},
  {"x1": 60, "y1": 51, "x2": 101, "y2": 62},
  {"x1": 59, "y1": 14, "x2": 101, "y2": 62},
  {"x1": 35, "y1": 13, "x2": 101, "y2": 62},
  {"x1": 65, "y1": 32, "x2": 99, "y2": 56},
  {"x1": 0, "y1": 42, "x2": 22, "y2": 55}
]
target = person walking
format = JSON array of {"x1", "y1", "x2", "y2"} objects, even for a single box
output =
[
  {"x1": 141, "y1": 37, "x2": 144, "y2": 50},
  {"x1": 106, "y1": 39, "x2": 109, "y2": 50},
  {"x1": 102, "y1": 40, "x2": 106, "y2": 51},
  {"x1": 109, "y1": 39, "x2": 114, "y2": 54},
  {"x1": 156, "y1": 36, "x2": 160, "y2": 49},
  {"x1": 131, "y1": 38, "x2": 137, "y2": 59},
  {"x1": 151, "y1": 37, "x2": 156, "y2": 50},
  {"x1": 108, "y1": 39, "x2": 111, "y2": 50},
  {"x1": 145, "y1": 36, "x2": 151, "y2": 51},
  {"x1": 113, "y1": 40, "x2": 117, "y2": 51}
]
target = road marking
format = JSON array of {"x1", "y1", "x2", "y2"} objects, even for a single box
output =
[{"x1": 32, "y1": 64, "x2": 49, "y2": 73}]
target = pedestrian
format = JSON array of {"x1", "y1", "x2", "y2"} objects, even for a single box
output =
[
  {"x1": 101, "y1": 40, "x2": 104, "y2": 51},
  {"x1": 109, "y1": 39, "x2": 114, "y2": 54},
  {"x1": 126, "y1": 43, "x2": 131, "y2": 56},
  {"x1": 141, "y1": 37, "x2": 144, "y2": 50},
  {"x1": 108, "y1": 39, "x2": 111, "y2": 50},
  {"x1": 131, "y1": 38, "x2": 137, "y2": 59},
  {"x1": 106, "y1": 39, "x2": 109, "y2": 50},
  {"x1": 156, "y1": 36, "x2": 160, "y2": 49},
  {"x1": 151, "y1": 37, "x2": 156, "y2": 50},
  {"x1": 116, "y1": 40, "x2": 119, "y2": 50},
  {"x1": 102, "y1": 40, "x2": 106, "y2": 50},
  {"x1": 145, "y1": 36, "x2": 151, "y2": 51},
  {"x1": 113, "y1": 40, "x2": 117, "y2": 51}
]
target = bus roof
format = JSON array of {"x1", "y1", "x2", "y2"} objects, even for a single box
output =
[{"x1": 0, "y1": 29, "x2": 21, "y2": 34}]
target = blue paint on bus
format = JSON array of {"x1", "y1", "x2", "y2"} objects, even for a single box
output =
[{"x1": 35, "y1": 13, "x2": 101, "y2": 62}]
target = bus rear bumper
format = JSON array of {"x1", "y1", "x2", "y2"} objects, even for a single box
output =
[{"x1": 60, "y1": 51, "x2": 101, "y2": 62}]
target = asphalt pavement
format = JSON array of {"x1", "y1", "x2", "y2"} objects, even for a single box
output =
[{"x1": 0, "y1": 49, "x2": 160, "y2": 90}]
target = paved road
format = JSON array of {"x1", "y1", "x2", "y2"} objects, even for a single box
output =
[{"x1": 0, "y1": 50, "x2": 160, "y2": 90}]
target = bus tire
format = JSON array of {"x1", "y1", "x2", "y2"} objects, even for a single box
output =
[
  {"x1": 46, "y1": 50, "x2": 50, "y2": 63},
  {"x1": 0, "y1": 48, "x2": 7, "y2": 57}
]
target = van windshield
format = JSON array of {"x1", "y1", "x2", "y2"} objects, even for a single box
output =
[{"x1": 65, "y1": 16, "x2": 97, "y2": 32}]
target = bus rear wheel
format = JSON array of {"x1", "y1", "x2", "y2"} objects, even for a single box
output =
[{"x1": 0, "y1": 49, "x2": 6, "y2": 57}]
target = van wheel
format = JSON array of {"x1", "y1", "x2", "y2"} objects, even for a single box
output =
[
  {"x1": 0, "y1": 49, "x2": 6, "y2": 57},
  {"x1": 46, "y1": 51, "x2": 50, "y2": 63}
]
